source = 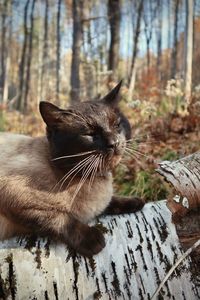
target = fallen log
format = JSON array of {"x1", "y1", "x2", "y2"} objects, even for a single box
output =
[
  {"x1": 0, "y1": 153, "x2": 200, "y2": 300},
  {"x1": 0, "y1": 200, "x2": 199, "y2": 300}
]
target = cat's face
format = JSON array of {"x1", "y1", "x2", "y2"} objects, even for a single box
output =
[{"x1": 40, "y1": 82, "x2": 131, "y2": 174}]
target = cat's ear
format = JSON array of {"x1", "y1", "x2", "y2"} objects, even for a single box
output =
[
  {"x1": 39, "y1": 101, "x2": 63, "y2": 127},
  {"x1": 102, "y1": 80, "x2": 123, "y2": 107}
]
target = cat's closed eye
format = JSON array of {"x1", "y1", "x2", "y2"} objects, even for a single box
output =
[
  {"x1": 81, "y1": 131, "x2": 102, "y2": 143},
  {"x1": 81, "y1": 134, "x2": 95, "y2": 143}
]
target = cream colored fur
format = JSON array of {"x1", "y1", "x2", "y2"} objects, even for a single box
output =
[{"x1": 0, "y1": 133, "x2": 113, "y2": 239}]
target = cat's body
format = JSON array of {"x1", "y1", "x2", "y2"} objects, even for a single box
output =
[
  {"x1": 0, "y1": 82, "x2": 144, "y2": 256},
  {"x1": 0, "y1": 134, "x2": 113, "y2": 233}
]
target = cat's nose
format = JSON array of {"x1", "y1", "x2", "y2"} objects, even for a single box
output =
[
  {"x1": 107, "y1": 141, "x2": 115, "y2": 149},
  {"x1": 107, "y1": 137, "x2": 119, "y2": 150}
]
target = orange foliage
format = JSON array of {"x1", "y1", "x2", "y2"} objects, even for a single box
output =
[{"x1": 136, "y1": 66, "x2": 161, "y2": 99}]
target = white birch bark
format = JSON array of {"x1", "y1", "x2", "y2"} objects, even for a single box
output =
[
  {"x1": 0, "y1": 200, "x2": 199, "y2": 300},
  {"x1": 2, "y1": 55, "x2": 10, "y2": 105},
  {"x1": 128, "y1": 60, "x2": 137, "y2": 102},
  {"x1": 157, "y1": 151, "x2": 200, "y2": 215}
]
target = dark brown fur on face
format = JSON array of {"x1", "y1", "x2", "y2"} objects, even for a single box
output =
[{"x1": 0, "y1": 82, "x2": 145, "y2": 257}]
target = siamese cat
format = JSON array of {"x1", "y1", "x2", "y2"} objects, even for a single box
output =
[{"x1": 0, "y1": 82, "x2": 144, "y2": 257}]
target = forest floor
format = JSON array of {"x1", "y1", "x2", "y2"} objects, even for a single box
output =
[{"x1": 114, "y1": 95, "x2": 200, "y2": 201}]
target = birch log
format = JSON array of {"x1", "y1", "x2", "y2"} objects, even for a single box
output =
[
  {"x1": 1, "y1": 152, "x2": 200, "y2": 300},
  {"x1": 0, "y1": 200, "x2": 199, "y2": 300}
]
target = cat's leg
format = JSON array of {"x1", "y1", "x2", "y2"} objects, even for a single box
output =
[
  {"x1": 104, "y1": 195, "x2": 145, "y2": 215},
  {"x1": 0, "y1": 213, "x2": 28, "y2": 239},
  {"x1": 0, "y1": 177, "x2": 105, "y2": 257}
]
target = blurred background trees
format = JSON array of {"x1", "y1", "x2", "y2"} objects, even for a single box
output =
[
  {"x1": 0, "y1": 0, "x2": 199, "y2": 111},
  {"x1": 0, "y1": 0, "x2": 200, "y2": 201}
]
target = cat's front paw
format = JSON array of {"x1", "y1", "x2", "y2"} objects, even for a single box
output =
[
  {"x1": 77, "y1": 226, "x2": 106, "y2": 257},
  {"x1": 125, "y1": 197, "x2": 145, "y2": 213},
  {"x1": 64, "y1": 217, "x2": 106, "y2": 257},
  {"x1": 105, "y1": 196, "x2": 145, "y2": 215}
]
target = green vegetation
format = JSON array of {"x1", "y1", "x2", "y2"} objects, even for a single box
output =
[
  {"x1": 0, "y1": 112, "x2": 5, "y2": 132},
  {"x1": 115, "y1": 167, "x2": 169, "y2": 202},
  {"x1": 161, "y1": 150, "x2": 179, "y2": 161}
]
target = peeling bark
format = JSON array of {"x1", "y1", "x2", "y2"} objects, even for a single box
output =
[
  {"x1": 157, "y1": 152, "x2": 200, "y2": 219},
  {"x1": 157, "y1": 152, "x2": 200, "y2": 290},
  {"x1": 0, "y1": 201, "x2": 199, "y2": 299}
]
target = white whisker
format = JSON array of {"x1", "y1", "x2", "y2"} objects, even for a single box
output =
[
  {"x1": 64, "y1": 155, "x2": 95, "y2": 191},
  {"x1": 52, "y1": 150, "x2": 96, "y2": 161},
  {"x1": 99, "y1": 154, "x2": 104, "y2": 176},
  {"x1": 58, "y1": 155, "x2": 95, "y2": 191},
  {"x1": 124, "y1": 147, "x2": 150, "y2": 162},
  {"x1": 124, "y1": 149, "x2": 140, "y2": 160},
  {"x1": 70, "y1": 155, "x2": 99, "y2": 204},
  {"x1": 89, "y1": 155, "x2": 101, "y2": 190},
  {"x1": 125, "y1": 147, "x2": 149, "y2": 158},
  {"x1": 51, "y1": 155, "x2": 95, "y2": 192}
]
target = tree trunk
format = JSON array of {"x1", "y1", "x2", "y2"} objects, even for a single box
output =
[
  {"x1": 167, "y1": 0, "x2": 171, "y2": 50},
  {"x1": 146, "y1": 38, "x2": 150, "y2": 73},
  {"x1": 128, "y1": 0, "x2": 144, "y2": 101},
  {"x1": 0, "y1": 200, "x2": 199, "y2": 299},
  {"x1": 40, "y1": 0, "x2": 49, "y2": 102},
  {"x1": 2, "y1": 0, "x2": 12, "y2": 105},
  {"x1": 17, "y1": 0, "x2": 30, "y2": 111},
  {"x1": 171, "y1": 0, "x2": 180, "y2": 79},
  {"x1": 2, "y1": 52, "x2": 10, "y2": 105},
  {"x1": 56, "y1": 0, "x2": 62, "y2": 104},
  {"x1": 156, "y1": 0, "x2": 162, "y2": 82},
  {"x1": 167, "y1": 0, "x2": 171, "y2": 80},
  {"x1": 37, "y1": 1, "x2": 43, "y2": 107},
  {"x1": 108, "y1": 0, "x2": 121, "y2": 80},
  {"x1": 0, "y1": 0, "x2": 7, "y2": 102},
  {"x1": 23, "y1": 0, "x2": 36, "y2": 113},
  {"x1": 184, "y1": 0, "x2": 193, "y2": 104},
  {"x1": 143, "y1": 0, "x2": 156, "y2": 76},
  {"x1": 70, "y1": 0, "x2": 83, "y2": 104}
]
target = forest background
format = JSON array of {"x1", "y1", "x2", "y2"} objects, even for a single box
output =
[{"x1": 0, "y1": 0, "x2": 199, "y2": 201}]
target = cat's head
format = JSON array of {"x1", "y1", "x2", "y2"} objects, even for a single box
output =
[{"x1": 40, "y1": 81, "x2": 131, "y2": 174}]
